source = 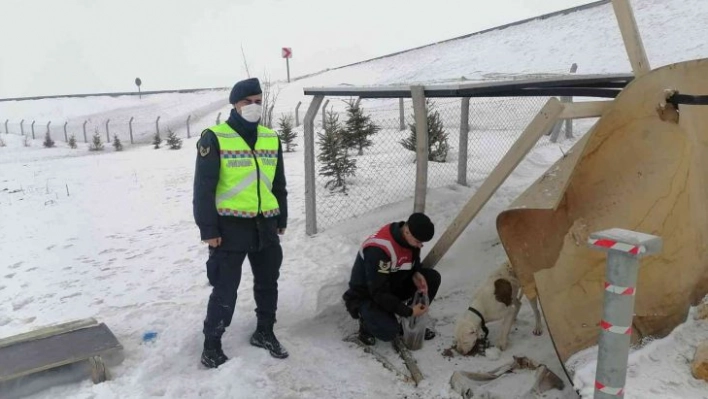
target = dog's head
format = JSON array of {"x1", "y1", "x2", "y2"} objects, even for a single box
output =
[{"x1": 453, "y1": 313, "x2": 483, "y2": 355}]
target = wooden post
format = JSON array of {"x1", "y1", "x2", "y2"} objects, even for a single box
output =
[
  {"x1": 186, "y1": 115, "x2": 191, "y2": 138},
  {"x1": 31, "y1": 121, "x2": 36, "y2": 139},
  {"x1": 304, "y1": 95, "x2": 325, "y2": 236},
  {"x1": 423, "y1": 98, "x2": 564, "y2": 268},
  {"x1": 411, "y1": 85, "x2": 428, "y2": 213},
  {"x1": 105, "y1": 119, "x2": 110, "y2": 142},
  {"x1": 63, "y1": 122, "x2": 68, "y2": 142},
  {"x1": 20, "y1": 120, "x2": 24, "y2": 136},
  {"x1": 83, "y1": 121, "x2": 88, "y2": 142},
  {"x1": 611, "y1": 0, "x2": 651, "y2": 76},
  {"x1": 129, "y1": 117, "x2": 134, "y2": 144},
  {"x1": 565, "y1": 63, "x2": 578, "y2": 138},
  {"x1": 458, "y1": 97, "x2": 470, "y2": 186}
]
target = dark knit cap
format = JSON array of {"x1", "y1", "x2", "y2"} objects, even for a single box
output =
[
  {"x1": 407, "y1": 212, "x2": 434, "y2": 242},
  {"x1": 229, "y1": 77, "x2": 262, "y2": 104}
]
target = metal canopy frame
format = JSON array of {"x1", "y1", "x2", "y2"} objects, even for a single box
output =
[{"x1": 303, "y1": 73, "x2": 635, "y2": 99}]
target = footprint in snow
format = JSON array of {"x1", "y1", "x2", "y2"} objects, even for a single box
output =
[{"x1": 9, "y1": 261, "x2": 23, "y2": 269}]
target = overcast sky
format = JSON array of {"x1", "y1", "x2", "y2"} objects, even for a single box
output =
[{"x1": 0, "y1": 0, "x2": 595, "y2": 98}]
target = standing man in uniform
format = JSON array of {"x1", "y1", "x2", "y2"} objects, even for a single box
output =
[
  {"x1": 342, "y1": 212, "x2": 441, "y2": 345},
  {"x1": 193, "y1": 77, "x2": 289, "y2": 368}
]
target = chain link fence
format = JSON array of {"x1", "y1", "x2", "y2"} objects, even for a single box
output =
[{"x1": 307, "y1": 95, "x2": 595, "y2": 231}]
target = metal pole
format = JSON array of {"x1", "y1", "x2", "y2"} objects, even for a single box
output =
[
  {"x1": 295, "y1": 101, "x2": 302, "y2": 127},
  {"x1": 156, "y1": 116, "x2": 161, "y2": 136},
  {"x1": 458, "y1": 97, "x2": 470, "y2": 186},
  {"x1": 129, "y1": 117, "x2": 134, "y2": 144},
  {"x1": 411, "y1": 85, "x2": 428, "y2": 213},
  {"x1": 20, "y1": 120, "x2": 24, "y2": 136},
  {"x1": 106, "y1": 119, "x2": 110, "y2": 142},
  {"x1": 321, "y1": 99, "x2": 330, "y2": 128},
  {"x1": 304, "y1": 95, "x2": 325, "y2": 236},
  {"x1": 588, "y1": 228, "x2": 662, "y2": 399},
  {"x1": 186, "y1": 115, "x2": 191, "y2": 138},
  {"x1": 4, "y1": 119, "x2": 8, "y2": 134},
  {"x1": 565, "y1": 63, "x2": 578, "y2": 139},
  {"x1": 46, "y1": 121, "x2": 51, "y2": 140},
  {"x1": 286, "y1": 57, "x2": 291, "y2": 83},
  {"x1": 216, "y1": 112, "x2": 221, "y2": 125},
  {"x1": 31, "y1": 121, "x2": 36, "y2": 139},
  {"x1": 83, "y1": 121, "x2": 88, "y2": 142},
  {"x1": 63, "y1": 121, "x2": 68, "y2": 141},
  {"x1": 399, "y1": 98, "x2": 405, "y2": 131}
]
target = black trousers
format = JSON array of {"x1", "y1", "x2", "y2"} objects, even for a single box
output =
[
  {"x1": 359, "y1": 268, "x2": 441, "y2": 342},
  {"x1": 202, "y1": 244, "x2": 283, "y2": 338}
]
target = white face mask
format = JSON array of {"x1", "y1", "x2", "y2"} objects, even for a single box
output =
[{"x1": 240, "y1": 103, "x2": 262, "y2": 123}]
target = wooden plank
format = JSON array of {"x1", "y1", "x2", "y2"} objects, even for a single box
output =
[
  {"x1": 611, "y1": 0, "x2": 651, "y2": 76},
  {"x1": 0, "y1": 318, "x2": 98, "y2": 350},
  {"x1": 0, "y1": 323, "x2": 123, "y2": 383},
  {"x1": 411, "y1": 85, "x2": 429, "y2": 213},
  {"x1": 392, "y1": 337, "x2": 424, "y2": 386},
  {"x1": 422, "y1": 98, "x2": 564, "y2": 268},
  {"x1": 558, "y1": 101, "x2": 612, "y2": 119}
]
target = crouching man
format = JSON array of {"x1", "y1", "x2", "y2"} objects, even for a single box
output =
[{"x1": 342, "y1": 212, "x2": 441, "y2": 344}]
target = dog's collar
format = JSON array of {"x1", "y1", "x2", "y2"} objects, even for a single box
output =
[{"x1": 467, "y1": 307, "x2": 489, "y2": 339}]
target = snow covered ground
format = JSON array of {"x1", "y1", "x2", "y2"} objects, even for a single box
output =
[{"x1": 1, "y1": 0, "x2": 708, "y2": 398}]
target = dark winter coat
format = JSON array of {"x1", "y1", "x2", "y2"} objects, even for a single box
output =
[
  {"x1": 343, "y1": 221, "x2": 422, "y2": 318},
  {"x1": 192, "y1": 108, "x2": 288, "y2": 252}
]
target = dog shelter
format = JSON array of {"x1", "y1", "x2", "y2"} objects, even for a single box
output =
[{"x1": 300, "y1": 0, "x2": 708, "y2": 392}]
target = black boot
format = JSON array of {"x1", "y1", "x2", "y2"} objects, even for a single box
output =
[
  {"x1": 250, "y1": 322, "x2": 289, "y2": 359},
  {"x1": 358, "y1": 318, "x2": 376, "y2": 345},
  {"x1": 201, "y1": 336, "x2": 228, "y2": 368}
]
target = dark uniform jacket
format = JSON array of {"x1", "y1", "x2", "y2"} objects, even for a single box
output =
[
  {"x1": 343, "y1": 221, "x2": 421, "y2": 318},
  {"x1": 192, "y1": 109, "x2": 288, "y2": 252}
]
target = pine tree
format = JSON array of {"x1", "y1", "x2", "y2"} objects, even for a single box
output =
[
  {"x1": 113, "y1": 134, "x2": 123, "y2": 151},
  {"x1": 68, "y1": 134, "x2": 77, "y2": 149},
  {"x1": 89, "y1": 129, "x2": 104, "y2": 151},
  {"x1": 166, "y1": 129, "x2": 182, "y2": 150},
  {"x1": 277, "y1": 114, "x2": 297, "y2": 152},
  {"x1": 317, "y1": 109, "x2": 356, "y2": 193},
  {"x1": 153, "y1": 131, "x2": 162, "y2": 149},
  {"x1": 43, "y1": 131, "x2": 55, "y2": 148},
  {"x1": 342, "y1": 99, "x2": 380, "y2": 155},
  {"x1": 400, "y1": 99, "x2": 450, "y2": 162}
]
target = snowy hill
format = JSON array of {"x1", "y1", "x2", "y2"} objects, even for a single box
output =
[{"x1": 1, "y1": 1, "x2": 708, "y2": 398}]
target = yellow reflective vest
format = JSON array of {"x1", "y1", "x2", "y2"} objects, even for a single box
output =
[{"x1": 209, "y1": 123, "x2": 281, "y2": 218}]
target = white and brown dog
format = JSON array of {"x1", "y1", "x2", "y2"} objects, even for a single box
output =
[{"x1": 453, "y1": 260, "x2": 543, "y2": 354}]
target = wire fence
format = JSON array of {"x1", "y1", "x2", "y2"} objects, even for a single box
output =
[
  {"x1": 0, "y1": 97, "x2": 230, "y2": 149},
  {"x1": 306, "y1": 95, "x2": 595, "y2": 231}
]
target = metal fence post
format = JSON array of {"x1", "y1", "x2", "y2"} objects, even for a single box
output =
[
  {"x1": 411, "y1": 85, "x2": 428, "y2": 213},
  {"x1": 458, "y1": 97, "x2": 470, "y2": 186},
  {"x1": 83, "y1": 121, "x2": 88, "y2": 143},
  {"x1": 156, "y1": 116, "x2": 161, "y2": 137},
  {"x1": 20, "y1": 120, "x2": 24, "y2": 136},
  {"x1": 321, "y1": 99, "x2": 330, "y2": 128},
  {"x1": 63, "y1": 122, "x2": 68, "y2": 141},
  {"x1": 46, "y1": 121, "x2": 51, "y2": 140},
  {"x1": 4, "y1": 119, "x2": 8, "y2": 134},
  {"x1": 106, "y1": 119, "x2": 110, "y2": 142},
  {"x1": 588, "y1": 228, "x2": 662, "y2": 399},
  {"x1": 186, "y1": 115, "x2": 191, "y2": 138},
  {"x1": 565, "y1": 63, "x2": 578, "y2": 139},
  {"x1": 399, "y1": 98, "x2": 405, "y2": 131},
  {"x1": 31, "y1": 120, "x2": 36, "y2": 139},
  {"x1": 295, "y1": 101, "x2": 302, "y2": 127},
  {"x1": 129, "y1": 117, "x2": 134, "y2": 144},
  {"x1": 304, "y1": 95, "x2": 325, "y2": 236}
]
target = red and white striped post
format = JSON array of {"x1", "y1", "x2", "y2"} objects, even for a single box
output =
[{"x1": 588, "y1": 228, "x2": 662, "y2": 399}]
